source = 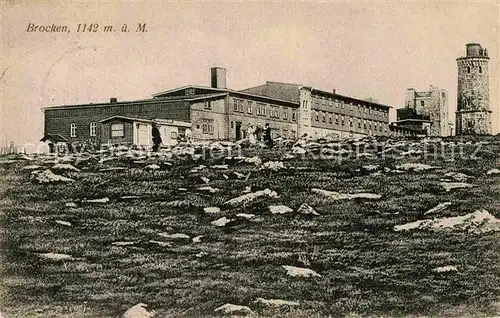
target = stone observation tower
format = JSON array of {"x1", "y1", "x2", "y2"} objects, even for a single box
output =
[{"x1": 456, "y1": 43, "x2": 492, "y2": 135}]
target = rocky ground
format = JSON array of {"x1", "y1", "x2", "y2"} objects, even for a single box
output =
[{"x1": 1, "y1": 135, "x2": 500, "y2": 317}]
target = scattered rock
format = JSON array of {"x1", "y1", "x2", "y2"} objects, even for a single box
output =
[
  {"x1": 244, "y1": 156, "x2": 262, "y2": 166},
  {"x1": 424, "y1": 202, "x2": 452, "y2": 215},
  {"x1": 224, "y1": 188, "x2": 278, "y2": 206},
  {"x1": 211, "y1": 217, "x2": 234, "y2": 227},
  {"x1": 192, "y1": 235, "x2": 203, "y2": 243},
  {"x1": 112, "y1": 241, "x2": 136, "y2": 246},
  {"x1": 198, "y1": 186, "x2": 219, "y2": 193},
  {"x1": 312, "y1": 188, "x2": 381, "y2": 200},
  {"x1": 282, "y1": 265, "x2": 321, "y2": 278},
  {"x1": 394, "y1": 210, "x2": 500, "y2": 234},
  {"x1": 269, "y1": 205, "x2": 293, "y2": 214},
  {"x1": 200, "y1": 176, "x2": 210, "y2": 183},
  {"x1": 486, "y1": 168, "x2": 500, "y2": 175},
  {"x1": 396, "y1": 163, "x2": 437, "y2": 172},
  {"x1": 83, "y1": 197, "x2": 110, "y2": 204},
  {"x1": 121, "y1": 196, "x2": 142, "y2": 200},
  {"x1": 262, "y1": 161, "x2": 285, "y2": 171},
  {"x1": 196, "y1": 251, "x2": 208, "y2": 258},
  {"x1": 122, "y1": 303, "x2": 155, "y2": 318},
  {"x1": 211, "y1": 164, "x2": 228, "y2": 170},
  {"x1": 36, "y1": 252, "x2": 73, "y2": 261},
  {"x1": 35, "y1": 169, "x2": 75, "y2": 183},
  {"x1": 214, "y1": 303, "x2": 253, "y2": 316},
  {"x1": 297, "y1": 203, "x2": 320, "y2": 216},
  {"x1": 439, "y1": 182, "x2": 475, "y2": 192},
  {"x1": 158, "y1": 233, "x2": 190, "y2": 240},
  {"x1": 204, "y1": 207, "x2": 221, "y2": 214},
  {"x1": 148, "y1": 240, "x2": 171, "y2": 247},
  {"x1": 55, "y1": 220, "x2": 71, "y2": 227},
  {"x1": 236, "y1": 213, "x2": 256, "y2": 220},
  {"x1": 65, "y1": 202, "x2": 78, "y2": 208},
  {"x1": 22, "y1": 165, "x2": 42, "y2": 171},
  {"x1": 254, "y1": 297, "x2": 300, "y2": 307},
  {"x1": 189, "y1": 165, "x2": 206, "y2": 173},
  {"x1": 233, "y1": 171, "x2": 245, "y2": 179},
  {"x1": 291, "y1": 147, "x2": 307, "y2": 154},
  {"x1": 144, "y1": 164, "x2": 160, "y2": 170},
  {"x1": 442, "y1": 172, "x2": 472, "y2": 182},
  {"x1": 433, "y1": 265, "x2": 458, "y2": 273},
  {"x1": 52, "y1": 163, "x2": 80, "y2": 172}
]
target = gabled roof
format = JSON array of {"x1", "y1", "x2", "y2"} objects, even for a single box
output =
[
  {"x1": 40, "y1": 133, "x2": 68, "y2": 142},
  {"x1": 152, "y1": 85, "x2": 228, "y2": 97},
  {"x1": 100, "y1": 116, "x2": 153, "y2": 123}
]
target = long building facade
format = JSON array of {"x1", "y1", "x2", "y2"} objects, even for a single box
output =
[{"x1": 42, "y1": 67, "x2": 392, "y2": 150}]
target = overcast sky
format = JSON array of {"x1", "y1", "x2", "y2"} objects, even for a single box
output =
[{"x1": 1, "y1": 1, "x2": 499, "y2": 146}]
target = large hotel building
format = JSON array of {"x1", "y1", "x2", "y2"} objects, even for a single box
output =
[{"x1": 42, "y1": 67, "x2": 394, "y2": 149}]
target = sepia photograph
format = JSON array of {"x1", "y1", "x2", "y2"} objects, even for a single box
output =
[{"x1": 1, "y1": 1, "x2": 499, "y2": 317}]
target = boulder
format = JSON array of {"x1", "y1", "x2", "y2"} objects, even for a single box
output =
[
  {"x1": 282, "y1": 265, "x2": 321, "y2": 278},
  {"x1": 214, "y1": 304, "x2": 253, "y2": 316}
]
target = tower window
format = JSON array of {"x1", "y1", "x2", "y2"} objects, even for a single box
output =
[
  {"x1": 467, "y1": 66, "x2": 471, "y2": 74},
  {"x1": 479, "y1": 66, "x2": 482, "y2": 74},
  {"x1": 420, "y1": 101, "x2": 425, "y2": 107}
]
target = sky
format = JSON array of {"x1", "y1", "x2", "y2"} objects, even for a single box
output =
[{"x1": 1, "y1": 1, "x2": 499, "y2": 147}]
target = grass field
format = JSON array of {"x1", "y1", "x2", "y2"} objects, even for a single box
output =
[{"x1": 1, "y1": 137, "x2": 500, "y2": 317}]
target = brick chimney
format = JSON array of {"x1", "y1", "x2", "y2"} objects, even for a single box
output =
[{"x1": 211, "y1": 67, "x2": 226, "y2": 89}]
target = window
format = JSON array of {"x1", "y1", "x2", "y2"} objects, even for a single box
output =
[
  {"x1": 349, "y1": 118, "x2": 353, "y2": 127},
  {"x1": 171, "y1": 131, "x2": 178, "y2": 139},
  {"x1": 328, "y1": 99, "x2": 332, "y2": 106},
  {"x1": 89, "y1": 122, "x2": 96, "y2": 137},
  {"x1": 204, "y1": 101, "x2": 212, "y2": 109},
  {"x1": 247, "y1": 101, "x2": 252, "y2": 114},
  {"x1": 202, "y1": 119, "x2": 214, "y2": 134},
  {"x1": 322, "y1": 113, "x2": 326, "y2": 122},
  {"x1": 261, "y1": 104, "x2": 266, "y2": 116},
  {"x1": 315, "y1": 112, "x2": 319, "y2": 121},
  {"x1": 358, "y1": 120, "x2": 361, "y2": 128},
  {"x1": 283, "y1": 109, "x2": 288, "y2": 120},
  {"x1": 335, "y1": 114, "x2": 339, "y2": 124},
  {"x1": 70, "y1": 123, "x2": 77, "y2": 137},
  {"x1": 479, "y1": 66, "x2": 482, "y2": 74},
  {"x1": 420, "y1": 101, "x2": 424, "y2": 107},
  {"x1": 328, "y1": 114, "x2": 332, "y2": 124},
  {"x1": 292, "y1": 110, "x2": 297, "y2": 121},
  {"x1": 322, "y1": 98, "x2": 326, "y2": 105},
  {"x1": 467, "y1": 66, "x2": 471, "y2": 74},
  {"x1": 363, "y1": 120, "x2": 367, "y2": 129},
  {"x1": 233, "y1": 100, "x2": 238, "y2": 111},
  {"x1": 341, "y1": 115, "x2": 345, "y2": 126},
  {"x1": 111, "y1": 123, "x2": 124, "y2": 137},
  {"x1": 237, "y1": 100, "x2": 244, "y2": 112}
]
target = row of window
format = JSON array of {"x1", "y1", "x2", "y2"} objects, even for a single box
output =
[
  {"x1": 233, "y1": 99, "x2": 297, "y2": 121},
  {"x1": 305, "y1": 97, "x2": 388, "y2": 118},
  {"x1": 467, "y1": 66, "x2": 482, "y2": 74},
  {"x1": 313, "y1": 111, "x2": 388, "y2": 132},
  {"x1": 70, "y1": 122, "x2": 97, "y2": 138}
]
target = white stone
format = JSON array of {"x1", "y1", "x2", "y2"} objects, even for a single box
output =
[
  {"x1": 424, "y1": 202, "x2": 452, "y2": 215},
  {"x1": 297, "y1": 203, "x2": 320, "y2": 216},
  {"x1": 236, "y1": 213, "x2": 256, "y2": 219},
  {"x1": 112, "y1": 241, "x2": 136, "y2": 246},
  {"x1": 439, "y1": 182, "x2": 475, "y2": 192},
  {"x1": 394, "y1": 210, "x2": 500, "y2": 234},
  {"x1": 158, "y1": 233, "x2": 190, "y2": 239},
  {"x1": 312, "y1": 188, "x2": 381, "y2": 200},
  {"x1": 269, "y1": 205, "x2": 293, "y2": 214},
  {"x1": 282, "y1": 265, "x2": 321, "y2": 278},
  {"x1": 486, "y1": 168, "x2": 500, "y2": 175},
  {"x1": 262, "y1": 161, "x2": 285, "y2": 171},
  {"x1": 55, "y1": 220, "x2": 71, "y2": 227},
  {"x1": 211, "y1": 164, "x2": 228, "y2": 170},
  {"x1": 35, "y1": 169, "x2": 74, "y2": 183},
  {"x1": 233, "y1": 171, "x2": 245, "y2": 179},
  {"x1": 200, "y1": 176, "x2": 210, "y2": 183},
  {"x1": 396, "y1": 163, "x2": 437, "y2": 172},
  {"x1": 214, "y1": 303, "x2": 253, "y2": 315},
  {"x1": 84, "y1": 197, "x2": 110, "y2": 204},
  {"x1": 211, "y1": 217, "x2": 233, "y2": 227},
  {"x1": 192, "y1": 235, "x2": 203, "y2": 243},
  {"x1": 144, "y1": 164, "x2": 160, "y2": 170},
  {"x1": 224, "y1": 188, "x2": 278, "y2": 206},
  {"x1": 122, "y1": 303, "x2": 155, "y2": 318},
  {"x1": 22, "y1": 165, "x2": 42, "y2": 171},
  {"x1": 198, "y1": 186, "x2": 219, "y2": 193},
  {"x1": 244, "y1": 156, "x2": 262, "y2": 166},
  {"x1": 433, "y1": 265, "x2": 458, "y2": 273},
  {"x1": 204, "y1": 207, "x2": 221, "y2": 214},
  {"x1": 52, "y1": 163, "x2": 80, "y2": 171},
  {"x1": 37, "y1": 252, "x2": 72, "y2": 261},
  {"x1": 254, "y1": 297, "x2": 300, "y2": 307},
  {"x1": 65, "y1": 202, "x2": 78, "y2": 208},
  {"x1": 148, "y1": 240, "x2": 171, "y2": 247},
  {"x1": 291, "y1": 147, "x2": 307, "y2": 154},
  {"x1": 443, "y1": 172, "x2": 471, "y2": 182}
]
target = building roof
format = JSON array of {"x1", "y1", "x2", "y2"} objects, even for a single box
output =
[
  {"x1": 100, "y1": 116, "x2": 154, "y2": 123},
  {"x1": 40, "y1": 133, "x2": 68, "y2": 142}
]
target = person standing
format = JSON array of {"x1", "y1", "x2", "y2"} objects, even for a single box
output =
[
  {"x1": 263, "y1": 123, "x2": 273, "y2": 148},
  {"x1": 151, "y1": 122, "x2": 162, "y2": 152},
  {"x1": 247, "y1": 124, "x2": 256, "y2": 145}
]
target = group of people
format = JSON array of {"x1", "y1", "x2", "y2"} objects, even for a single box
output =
[
  {"x1": 151, "y1": 122, "x2": 274, "y2": 152},
  {"x1": 246, "y1": 123, "x2": 273, "y2": 148}
]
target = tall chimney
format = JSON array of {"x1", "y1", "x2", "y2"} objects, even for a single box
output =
[
  {"x1": 211, "y1": 67, "x2": 226, "y2": 89},
  {"x1": 110, "y1": 97, "x2": 117, "y2": 103}
]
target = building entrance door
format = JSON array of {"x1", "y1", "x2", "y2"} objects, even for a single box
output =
[
  {"x1": 136, "y1": 123, "x2": 150, "y2": 146},
  {"x1": 235, "y1": 122, "x2": 242, "y2": 140}
]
